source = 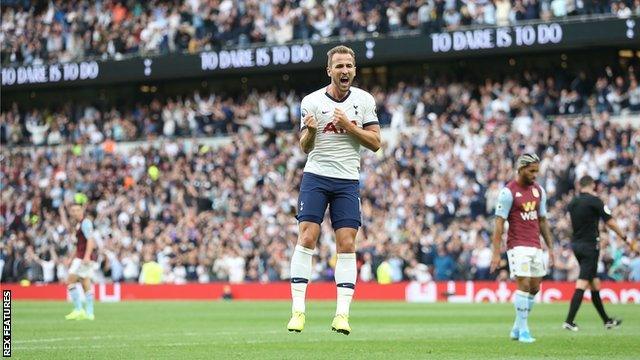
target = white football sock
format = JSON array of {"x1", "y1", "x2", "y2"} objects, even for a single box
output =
[
  {"x1": 335, "y1": 253, "x2": 356, "y2": 316},
  {"x1": 290, "y1": 245, "x2": 314, "y2": 313}
]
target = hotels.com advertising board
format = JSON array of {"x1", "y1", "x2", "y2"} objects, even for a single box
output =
[{"x1": 2, "y1": 281, "x2": 639, "y2": 303}]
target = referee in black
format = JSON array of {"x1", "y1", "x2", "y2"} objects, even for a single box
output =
[{"x1": 563, "y1": 175, "x2": 630, "y2": 331}]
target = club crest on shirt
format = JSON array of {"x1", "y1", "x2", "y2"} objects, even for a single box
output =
[{"x1": 532, "y1": 188, "x2": 539, "y2": 198}]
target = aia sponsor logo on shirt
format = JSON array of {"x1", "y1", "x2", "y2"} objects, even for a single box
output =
[{"x1": 322, "y1": 121, "x2": 357, "y2": 134}]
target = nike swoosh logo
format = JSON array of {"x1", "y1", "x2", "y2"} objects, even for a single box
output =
[{"x1": 321, "y1": 111, "x2": 329, "y2": 114}]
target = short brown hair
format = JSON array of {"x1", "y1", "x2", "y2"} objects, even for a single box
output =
[
  {"x1": 579, "y1": 175, "x2": 595, "y2": 188},
  {"x1": 327, "y1": 45, "x2": 355, "y2": 68}
]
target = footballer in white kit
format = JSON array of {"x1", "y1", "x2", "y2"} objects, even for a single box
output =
[{"x1": 287, "y1": 45, "x2": 381, "y2": 335}]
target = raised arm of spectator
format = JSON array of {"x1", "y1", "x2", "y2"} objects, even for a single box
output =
[{"x1": 58, "y1": 203, "x2": 72, "y2": 234}]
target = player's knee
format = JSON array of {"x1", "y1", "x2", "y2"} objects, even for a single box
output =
[
  {"x1": 576, "y1": 279, "x2": 589, "y2": 290},
  {"x1": 335, "y1": 227, "x2": 357, "y2": 253},
  {"x1": 298, "y1": 230, "x2": 318, "y2": 248},
  {"x1": 518, "y1": 284, "x2": 531, "y2": 293},
  {"x1": 297, "y1": 236, "x2": 315, "y2": 249},
  {"x1": 529, "y1": 287, "x2": 540, "y2": 296},
  {"x1": 336, "y1": 238, "x2": 356, "y2": 253}
]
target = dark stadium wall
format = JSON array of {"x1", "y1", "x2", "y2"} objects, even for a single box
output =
[{"x1": 2, "y1": 48, "x2": 633, "y2": 112}]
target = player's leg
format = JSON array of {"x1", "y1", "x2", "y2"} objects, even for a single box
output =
[
  {"x1": 514, "y1": 276, "x2": 535, "y2": 342},
  {"x1": 527, "y1": 249, "x2": 545, "y2": 311},
  {"x1": 81, "y1": 276, "x2": 95, "y2": 320},
  {"x1": 527, "y1": 275, "x2": 542, "y2": 320},
  {"x1": 525, "y1": 248, "x2": 546, "y2": 320},
  {"x1": 65, "y1": 259, "x2": 85, "y2": 320},
  {"x1": 564, "y1": 245, "x2": 590, "y2": 330},
  {"x1": 288, "y1": 173, "x2": 329, "y2": 332},
  {"x1": 590, "y1": 278, "x2": 621, "y2": 329},
  {"x1": 517, "y1": 249, "x2": 546, "y2": 342},
  {"x1": 563, "y1": 278, "x2": 589, "y2": 331},
  {"x1": 335, "y1": 227, "x2": 357, "y2": 316},
  {"x1": 289, "y1": 221, "x2": 320, "y2": 327},
  {"x1": 331, "y1": 227, "x2": 357, "y2": 335},
  {"x1": 528, "y1": 276, "x2": 542, "y2": 309},
  {"x1": 507, "y1": 247, "x2": 535, "y2": 342},
  {"x1": 328, "y1": 179, "x2": 360, "y2": 335}
]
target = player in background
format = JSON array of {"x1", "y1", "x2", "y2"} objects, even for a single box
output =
[
  {"x1": 61, "y1": 194, "x2": 98, "y2": 321},
  {"x1": 490, "y1": 154, "x2": 554, "y2": 343},
  {"x1": 563, "y1": 175, "x2": 631, "y2": 331},
  {"x1": 287, "y1": 45, "x2": 381, "y2": 335}
]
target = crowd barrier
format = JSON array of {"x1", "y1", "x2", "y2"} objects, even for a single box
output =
[{"x1": 2, "y1": 281, "x2": 639, "y2": 303}]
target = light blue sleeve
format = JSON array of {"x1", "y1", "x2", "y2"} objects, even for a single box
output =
[
  {"x1": 495, "y1": 187, "x2": 513, "y2": 219},
  {"x1": 539, "y1": 187, "x2": 548, "y2": 218},
  {"x1": 81, "y1": 219, "x2": 94, "y2": 238}
]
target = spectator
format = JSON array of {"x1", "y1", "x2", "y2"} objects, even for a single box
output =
[
  {"x1": 376, "y1": 258, "x2": 393, "y2": 284},
  {"x1": 4, "y1": 1, "x2": 636, "y2": 66},
  {"x1": 1, "y1": 67, "x2": 638, "y2": 284},
  {"x1": 434, "y1": 245, "x2": 456, "y2": 280},
  {"x1": 139, "y1": 253, "x2": 163, "y2": 284}
]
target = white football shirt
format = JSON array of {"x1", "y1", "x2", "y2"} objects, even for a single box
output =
[{"x1": 300, "y1": 86, "x2": 379, "y2": 180}]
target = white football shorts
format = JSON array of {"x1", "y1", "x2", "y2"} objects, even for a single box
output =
[
  {"x1": 507, "y1": 246, "x2": 546, "y2": 278},
  {"x1": 68, "y1": 258, "x2": 98, "y2": 279}
]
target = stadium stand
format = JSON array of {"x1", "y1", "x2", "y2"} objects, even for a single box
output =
[
  {"x1": 2, "y1": 0, "x2": 639, "y2": 65},
  {"x1": 1, "y1": 2, "x2": 639, "y2": 286},
  {"x1": 2, "y1": 64, "x2": 640, "y2": 145},
  {"x1": 1, "y1": 72, "x2": 638, "y2": 284}
]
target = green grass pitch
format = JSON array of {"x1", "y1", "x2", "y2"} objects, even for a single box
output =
[{"x1": 10, "y1": 301, "x2": 640, "y2": 359}]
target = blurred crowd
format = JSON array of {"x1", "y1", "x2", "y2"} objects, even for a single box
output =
[
  {"x1": 1, "y1": 69, "x2": 639, "y2": 285},
  {"x1": 2, "y1": 64, "x2": 640, "y2": 147},
  {"x1": 2, "y1": 0, "x2": 640, "y2": 66}
]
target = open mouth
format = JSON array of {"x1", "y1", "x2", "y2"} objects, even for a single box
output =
[{"x1": 340, "y1": 77, "x2": 350, "y2": 85}]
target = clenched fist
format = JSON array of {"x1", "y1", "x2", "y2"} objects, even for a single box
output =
[
  {"x1": 332, "y1": 108, "x2": 352, "y2": 131},
  {"x1": 303, "y1": 113, "x2": 317, "y2": 133}
]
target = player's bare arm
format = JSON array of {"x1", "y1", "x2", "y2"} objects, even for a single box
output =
[
  {"x1": 83, "y1": 236, "x2": 95, "y2": 265},
  {"x1": 299, "y1": 113, "x2": 317, "y2": 154},
  {"x1": 490, "y1": 216, "x2": 505, "y2": 273},
  {"x1": 58, "y1": 203, "x2": 72, "y2": 234},
  {"x1": 332, "y1": 108, "x2": 381, "y2": 152},
  {"x1": 539, "y1": 217, "x2": 554, "y2": 267}
]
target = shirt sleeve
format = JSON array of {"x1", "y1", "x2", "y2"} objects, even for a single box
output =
[
  {"x1": 596, "y1": 198, "x2": 613, "y2": 222},
  {"x1": 81, "y1": 219, "x2": 94, "y2": 239},
  {"x1": 363, "y1": 93, "x2": 379, "y2": 127},
  {"x1": 539, "y1": 186, "x2": 548, "y2": 218},
  {"x1": 300, "y1": 95, "x2": 314, "y2": 131},
  {"x1": 494, "y1": 187, "x2": 513, "y2": 219}
]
